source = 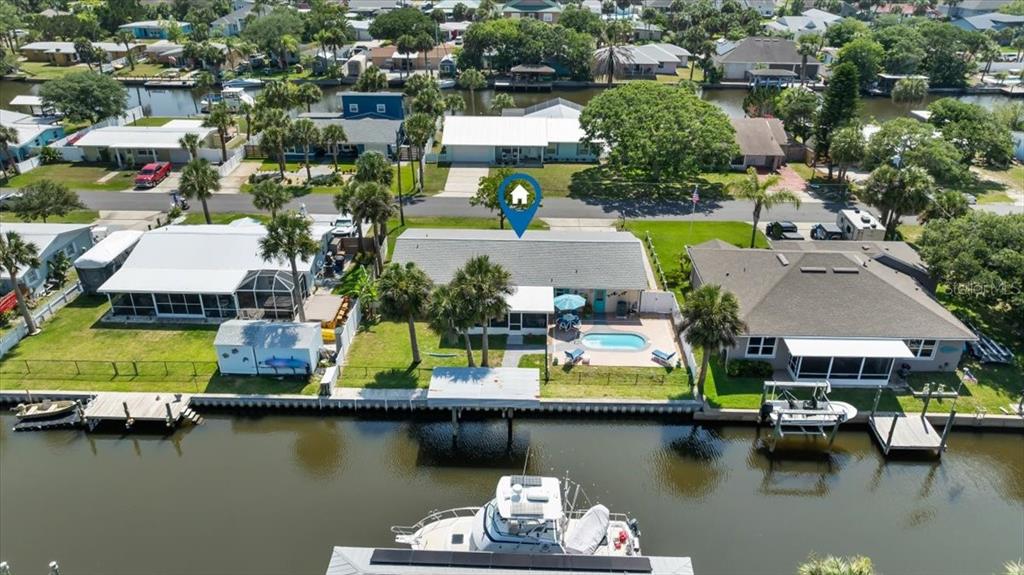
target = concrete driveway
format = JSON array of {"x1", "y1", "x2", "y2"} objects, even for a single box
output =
[
  {"x1": 436, "y1": 164, "x2": 489, "y2": 198},
  {"x1": 219, "y1": 161, "x2": 263, "y2": 194}
]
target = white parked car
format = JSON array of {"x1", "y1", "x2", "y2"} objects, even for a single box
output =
[{"x1": 332, "y1": 214, "x2": 357, "y2": 237}]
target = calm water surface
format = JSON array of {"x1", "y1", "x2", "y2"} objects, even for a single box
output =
[{"x1": 1, "y1": 413, "x2": 1021, "y2": 575}]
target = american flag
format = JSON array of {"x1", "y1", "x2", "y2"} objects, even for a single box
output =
[{"x1": 691, "y1": 188, "x2": 700, "y2": 203}]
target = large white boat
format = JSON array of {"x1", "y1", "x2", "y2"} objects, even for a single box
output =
[{"x1": 392, "y1": 475, "x2": 641, "y2": 557}]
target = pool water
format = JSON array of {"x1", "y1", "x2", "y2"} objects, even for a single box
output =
[{"x1": 580, "y1": 332, "x2": 648, "y2": 351}]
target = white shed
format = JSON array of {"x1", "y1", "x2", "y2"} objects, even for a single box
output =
[{"x1": 214, "y1": 320, "x2": 323, "y2": 375}]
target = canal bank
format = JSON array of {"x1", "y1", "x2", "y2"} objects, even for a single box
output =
[{"x1": 0, "y1": 412, "x2": 1021, "y2": 575}]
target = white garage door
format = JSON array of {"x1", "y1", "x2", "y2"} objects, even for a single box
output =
[{"x1": 449, "y1": 145, "x2": 494, "y2": 164}]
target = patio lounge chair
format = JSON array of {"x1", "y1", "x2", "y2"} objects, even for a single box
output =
[
  {"x1": 652, "y1": 349, "x2": 676, "y2": 365},
  {"x1": 565, "y1": 348, "x2": 585, "y2": 364}
]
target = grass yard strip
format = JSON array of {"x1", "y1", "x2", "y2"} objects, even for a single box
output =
[
  {"x1": 17, "y1": 61, "x2": 87, "y2": 80},
  {"x1": 128, "y1": 116, "x2": 176, "y2": 127},
  {"x1": 182, "y1": 212, "x2": 268, "y2": 225},
  {"x1": 6, "y1": 163, "x2": 136, "y2": 191},
  {"x1": 114, "y1": 62, "x2": 172, "y2": 77},
  {"x1": 517, "y1": 355, "x2": 691, "y2": 400},
  {"x1": 341, "y1": 320, "x2": 510, "y2": 388},
  {"x1": 977, "y1": 191, "x2": 1014, "y2": 204},
  {"x1": 0, "y1": 209, "x2": 98, "y2": 224},
  {"x1": 422, "y1": 164, "x2": 450, "y2": 195}
]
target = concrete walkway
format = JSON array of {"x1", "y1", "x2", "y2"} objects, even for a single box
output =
[
  {"x1": 436, "y1": 164, "x2": 488, "y2": 198},
  {"x1": 501, "y1": 344, "x2": 546, "y2": 368},
  {"x1": 542, "y1": 218, "x2": 618, "y2": 231}
]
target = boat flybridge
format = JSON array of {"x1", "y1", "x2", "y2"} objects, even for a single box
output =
[{"x1": 392, "y1": 475, "x2": 641, "y2": 557}]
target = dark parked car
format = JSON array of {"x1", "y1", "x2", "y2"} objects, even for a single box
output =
[
  {"x1": 766, "y1": 221, "x2": 804, "y2": 240},
  {"x1": 811, "y1": 223, "x2": 843, "y2": 240}
]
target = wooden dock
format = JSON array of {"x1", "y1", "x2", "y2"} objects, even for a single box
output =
[
  {"x1": 82, "y1": 393, "x2": 199, "y2": 429},
  {"x1": 869, "y1": 414, "x2": 947, "y2": 455}
]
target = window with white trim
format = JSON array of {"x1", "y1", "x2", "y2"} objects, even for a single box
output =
[
  {"x1": 904, "y1": 339, "x2": 937, "y2": 359},
  {"x1": 542, "y1": 12, "x2": 552, "y2": 21},
  {"x1": 349, "y1": 103, "x2": 358, "y2": 113},
  {"x1": 376, "y1": 104, "x2": 386, "y2": 113},
  {"x1": 745, "y1": 336, "x2": 776, "y2": 357}
]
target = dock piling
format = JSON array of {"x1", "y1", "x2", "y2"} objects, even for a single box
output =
[
  {"x1": 48, "y1": 561, "x2": 60, "y2": 575},
  {"x1": 884, "y1": 415, "x2": 898, "y2": 455}
]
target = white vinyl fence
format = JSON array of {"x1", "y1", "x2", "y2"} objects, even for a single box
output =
[
  {"x1": 216, "y1": 147, "x2": 246, "y2": 176},
  {"x1": 639, "y1": 290, "x2": 678, "y2": 314},
  {"x1": 333, "y1": 297, "x2": 362, "y2": 363},
  {"x1": 0, "y1": 282, "x2": 83, "y2": 359},
  {"x1": 14, "y1": 156, "x2": 41, "y2": 174}
]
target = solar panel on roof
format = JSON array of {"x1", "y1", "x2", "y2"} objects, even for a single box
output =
[
  {"x1": 509, "y1": 475, "x2": 544, "y2": 487},
  {"x1": 408, "y1": 550, "x2": 453, "y2": 566},
  {"x1": 530, "y1": 554, "x2": 570, "y2": 570},
  {"x1": 450, "y1": 551, "x2": 492, "y2": 567},
  {"x1": 369, "y1": 548, "x2": 412, "y2": 565},
  {"x1": 510, "y1": 501, "x2": 545, "y2": 516},
  {"x1": 370, "y1": 548, "x2": 654, "y2": 573},
  {"x1": 490, "y1": 553, "x2": 533, "y2": 569}
]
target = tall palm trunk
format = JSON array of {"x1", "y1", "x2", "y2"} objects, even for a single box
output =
[
  {"x1": 219, "y1": 130, "x2": 228, "y2": 162},
  {"x1": 277, "y1": 145, "x2": 286, "y2": 177},
  {"x1": 9, "y1": 279, "x2": 38, "y2": 334},
  {"x1": 331, "y1": 148, "x2": 339, "y2": 172},
  {"x1": 750, "y1": 203, "x2": 762, "y2": 248},
  {"x1": 304, "y1": 145, "x2": 312, "y2": 181},
  {"x1": 408, "y1": 315, "x2": 421, "y2": 363},
  {"x1": 480, "y1": 324, "x2": 490, "y2": 367},
  {"x1": 417, "y1": 147, "x2": 425, "y2": 190},
  {"x1": 696, "y1": 346, "x2": 710, "y2": 401},
  {"x1": 463, "y1": 331, "x2": 476, "y2": 367},
  {"x1": 289, "y1": 258, "x2": 307, "y2": 321},
  {"x1": 200, "y1": 197, "x2": 212, "y2": 225}
]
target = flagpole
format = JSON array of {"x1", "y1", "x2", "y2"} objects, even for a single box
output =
[{"x1": 688, "y1": 185, "x2": 698, "y2": 236}]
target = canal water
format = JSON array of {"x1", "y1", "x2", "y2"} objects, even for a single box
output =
[
  {"x1": 0, "y1": 413, "x2": 1021, "y2": 575},
  {"x1": 2, "y1": 80, "x2": 1015, "y2": 122}
]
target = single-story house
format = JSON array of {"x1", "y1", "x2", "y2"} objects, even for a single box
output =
[
  {"x1": 340, "y1": 91, "x2": 404, "y2": 120},
  {"x1": 347, "y1": 19, "x2": 373, "y2": 40},
  {"x1": 74, "y1": 230, "x2": 144, "y2": 295},
  {"x1": 713, "y1": 37, "x2": 820, "y2": 82},
  {"x1": 730, "y1": 117, "x2": 791, "y2": 170},
  {"x1": 939, "y1": 0, "x2": 1013, "y2": 17},
  {"x1": 370, "y1": 44, "x2": 455, "y2": 73},
  {"x1": 214, "y1": 320, "x2": 323, "y2": 375},
  {"x1": 952, "y1": 12, "x2": 1024, "y2": 32},
  {"x1": 439, "y1": 115, "x2": 599, "y2": 164},
  {"x1": 502, "y1": 97, "x2": 582, "y2": 119},
  {"x1": 633, "y1": 22, "x2": 663, "y2": 41},
  {"x1": 145, "y1": 41, "x2": 185, "y2": 65},
  {"x1": 346, "y1": 0, "x2": 401, "y2": 16},
  {"x1": 391, "y1": 229, "x2": 653, "y2": 335},
  {"x1": 744, "y1": 0, "x2": 777, "y2": 17},
  {"x1": 594, "y1": 43, "x2": 690, "y2": 79},
  {"x1": 0, "y1": 109, "x2": 65, "y2": 162},
  {"x1": 439, "y1": 20, "x2": 472, "y2": 40},
  {"x1": 766, "y1": 9, "x2": 842, "y2": 37},
  {"x1": 686, "y1": 240, "x2": 976, "y2": 386},
  {"x1": 0, "y1": 223, "x2": 94, "y2": 296},
  {"x1": 298, "y1": 113, "x2": 403, "y2": 158},
  {"x1": 434, "y1": 0, "x2": 481, "y2": 15},
  {"x1": 19, "y1": 41, "x2": 145, "y2": 65},
  {"x1": 73, "y1": 121, "x2": 218, "y2": 166},
  {"x1": 212, "y1": 2, "x2": 263, "y2": 36},
  {"x1": 502, "y1": 0, "x2": 562, "y2": 22},
  {"x1": 98, "y1": 222, "x2": 332, "y2": 322},
  {"x1": 771, "y1": 239, "x2": 934, "y2": 291},
  {"x1": 118, "y1": 20, "x2": 192, "y2": 39}
]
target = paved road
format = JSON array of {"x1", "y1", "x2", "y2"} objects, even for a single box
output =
[{"x1": 68, "y1": 190, "x2": 872, "y2": 223}]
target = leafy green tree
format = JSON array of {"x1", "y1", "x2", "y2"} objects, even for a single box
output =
[
  {"x1": 354, "y1": 65, "x2": 388, "y2": 92},
  {"x1": 453, "y1": 255, "x2": 511, "y2": 368},
  {"x1": 179, "y1": 158, "x2": 221, "y2": 224},
  {"x1": 46, "y1": 251, "x2": 72, "y2": 286},
  {"x1": 828, "y1": 124, "x2": 865, "y2": 183},
  {"x1": 0, "y1": 125, "x2": 17, "y2": 180},
  {"x1": 729, "y1": 168, "x2": 802, "y2": 247},
  {"x1": 824, "y1": 17, "x2": 868, "y2": 48},
  {"x1": 259, "y1": 80, "x2": 298, "y2": 110},
  {"x1": 353, "y1": 151, "x2": 393, "y2": 186},
  {"x1": 0, "y1": 231, "x2": 41, "y2": 333},
  {"x1": 295, "y1": 83, "x2": 323, "y2": 113},
  {"x1": 927, "y1": 98, "x2": 1014, "y2": 167},
  {"x1": 470, "y1": 167, "x2": 513, "y2": 228},
  {"x1": 742, "y1": 87, "x2": 778, "y2": 118},
  {"x1": 395, "y1": 34, "x2": 416, "y2": 80},
  {"x1": 289, "y1": 119, "x2": 321, "y2": 182},
  {"x1": 412, "y1": 88, "x2": 445, "y2": 118},
  {"x1": 238, "y1": 100, "x2": 255, "y2": 142},
  {"x1": 39, "y1": 71, "x2": 127, "y2": 124},
  {"x1": 251, "y1": 179, "x2": 291, "y2": 217},
  {"x1": 580, "y1": 81, "x2": 737, "y2": 181},
  {"x1": 241, "y1": 6, "x2": 304, "y2": 68},
  {"x1": 594, "y1": 20, "x2": 635, "y2": 85},
  {"x1": 814, "y1": 63, "x2": 859, "y2": 178},
  {"x1": 457, "y1": 68, "x2": 486, "y2": 114},
  {"x1": 489, "y1": 93, "x2": 515, "y2": 115},
  {"x1": 321, "y1": 124, "x2": 348, "y2": 172},
  {"x1": 861, "y1": 164, "x2": 935, "y2": 240},
  {"x1": 891, "y1": 76, "x2": 928, "y2": 109},
  {"x1": 444, "y1": 94, "x2": 466, "y2": 115},
  {"x1": 368, "y1": 7, "x2": 437, "y2": 42},
  {"x1": 798, "y1": 555, "x2": 875, "y2": 575},
  {"x1": 259, "y1": 211, "x2": 319, "y2": 322},
  {"x1": 679, "y1": 284, "x2": 746, "y2": 401},
  {"x1": 560, "y1": 4, "x2": 604, "y2": 35},
  {"x1": 836, "y1": 36, "x2": 884, "y2": 89},
  {"x1": 11, "y1": 180, "x2": 85, "y2": 223},
  {"x1": 862, "y1": 118, "x2": 966, "y2": 184},
  {"x1": 260, "y1": 124, "x2": 290, "y2": 178},
  {"x1": 404, "y1": 74, "x2": 439, "y2": 99},
  {"x1": 192, "y1": 70, "x2": 216, "y2": 114},
  {"x1": 378, "y1": 262, "x2": 433, "y2": 364},
  {"x1": 919, "y1": 189, "x2": 969, "y2": 224},
  {"x1": 427, "y1": 282, "x2": 477, "y2": 365},
  {"x1": 775, "y1": 87, "x2": 818, "y2": 143},
  {"x1": 203, "y1": 102, "x2": 236, "y2": 162}
]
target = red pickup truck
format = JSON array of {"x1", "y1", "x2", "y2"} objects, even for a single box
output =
[{"x1": 134, "y1": 162, "x2": 172, "y2": 188}]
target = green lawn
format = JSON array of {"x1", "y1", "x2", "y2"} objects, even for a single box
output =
[
  {"x1": 182, "y1": 212, "x2": 268, "y2": 225},
  {"x1": 17, "y1": 61, "x2": 88, "y2": 80},
  {"x1": 0, "y1": 209, "x2": 99, "y2": 224},
  {"x1": 656, "y1": 64, "x2": 704, "y2": 84},
  {"x1": 114, "y1": 62, "x2": 172, "y2": 77},
  {"x1": 517, "y1": 354, "x2": 691, "y2": 400},
  {"x1": 422, "y1": 163, "x2": 449, "y2": 195},
  {"x1": 341, "y1": 320, "x2": 514, "y2": 388},
  {"x1": 128, "y1": 116, "x2": 177, "y2": 127},
  {"x1": 974, "y1": 164, "x2": 1024, "y2": 192},
  {"x1": 6, "y1": 163, "x2": 136, "y2": 191},
  {"x1": 897, "y1": 224, "x2": 924, "y2": 246},
  {"x1": 977, "y1": 191, "x2": 1015, "y2": 204},
  {"x1": 624, "y1": 221, "x2": 768, "y2": 296},
  {"x1": 383, "y1": 216, "x2": 549, "y2": 260},
  {"x1": 487, "y1": 163, "x2": 748, "y2": 201},
  {"x1": 0, "y1": 297, "x2": 318, "y2": 394}
]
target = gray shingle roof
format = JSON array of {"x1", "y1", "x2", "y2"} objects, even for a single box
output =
[
  {"x1": 392, "y1": 229, "x2": 651, "y2": 290},
  {"x1": 731, "y1": 117, "x2": 788, "y2": 157},
  {"x1": 687, "y1": 243, "x2": 975, "y2": 340},
  {"x1": 715, "y1": 37, "x2": 817, "y2": 65},
  {"x1": 299, "y1": 114, "x2": 402, "y2": 145}
]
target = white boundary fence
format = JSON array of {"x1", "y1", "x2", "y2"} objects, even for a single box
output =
[
  {"x1": 217, "y1": 147, "x2": 246, "y2": 176},
  {"x1": 333, "y1": 297, "x2": 362, "y2": 363},
  {"x1": 0, "y1": 282, "x2": 83, "y2": 359},
  {"x1": 639, "y1": 290, "x2": 677, "y2": 314},
  {"x1": 14, "y1": 156, "x2": 41, "y2": 174}
]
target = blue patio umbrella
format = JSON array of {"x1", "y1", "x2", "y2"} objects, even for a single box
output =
[{"x1": 553, "y1": 293, "x2": 586, "y2": 311}]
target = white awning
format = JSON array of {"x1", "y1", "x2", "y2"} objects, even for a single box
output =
[
  {"x1": 784, "y1": 338, "x2": 915, "y2": 359},
  {"x1": 505, "y1": 286, "x2": 554, "y2": 314}
]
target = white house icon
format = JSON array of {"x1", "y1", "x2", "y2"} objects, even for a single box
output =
[{"x1": 510, "y1": 184, "x2": 530, "y2": 207}]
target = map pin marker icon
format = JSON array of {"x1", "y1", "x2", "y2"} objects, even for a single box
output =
[{"x1": 497, "y1": 174, "x2": 542, "y2": 239}]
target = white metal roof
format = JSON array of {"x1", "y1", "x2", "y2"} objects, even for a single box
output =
[
  {"x1": 506, "y1": 286, "x2": 554, "y2": 314},
  {"x1": 74, "y1": 125, "x2": 214, "y2": 150},
  {"x1": 9, "y1": 95, "x2": 43, "y2": 107},
  {"x1": 441, "y1": 116, "x2": 585, "y2": 147},
  {"x1": 0, "y1": 109, "x2": 61, "y2": 146},
  {"x1": 74, "y1": 230, "x2": 143, "y2": 269},
  {"x1": 97, "y1": 225, "x2": 322, "y2": 295},
  {"x1": 784, "y1": 338, "x2": 915, "y2": 359},
  {"x1": 427, "y1": 367, "x2": 541, "y2": 408},
  {"x1": 0, "y1": 223, "x2": 91, "y2": 279},
  {"x1": 214, "y1": 319, "x2": 322, "y2": 349}
]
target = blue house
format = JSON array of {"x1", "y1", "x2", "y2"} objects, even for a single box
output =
[
  {"x1": 118, "y1": 20, "x2": 193, "y2": 40},
  {"x1": 340, "y1": 92, "x2": 405, "y2": 120},
  {"x1": 0, "y1": 110, "x2": 65, "y2": 162}
]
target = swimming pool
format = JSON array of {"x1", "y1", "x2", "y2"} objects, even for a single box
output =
[{"x1": 580, "y1": 332, "x2": 648, "y2": 351}]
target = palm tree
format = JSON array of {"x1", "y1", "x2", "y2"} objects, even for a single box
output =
[
  {"x1": 444, "y1": 94, "x2": 466, "y2": 116},
  {"x1": 259, "y1": 212, "x2": 319, "y2": 322},
  {"x1": 354, "y1": 66, "x2": 388, "y2": 92},
  {"x1": 891, "y1": 76, "x2": 928, "y2": 110},
  {"x1": 289, "y1": 119, "x2": 320, "y2": 182},
  {"x1": 378, "y1": 262, "x2": 433, "y2": 364},
  {"x1": 74, "y1": 37, "x2": 95, "y2": 71},
  {"x1": 179, "y1": 158, "x2": 220, "y2": 224},
  {"x1": 414, "y1": 32, "x2": 435, "y2": 76},
  {"x1": 192, "y1": 70, "x2": 215, "y2": 115},
  {"x1": 458, "y1": 68, "x2": 486, "y2": 114},
  {"x1": 0, "y1": 124, "x2": 17, "y2": 180},
  {"x1": 296, "y1": 83, "x2": 323, "y2": 113},
  {"x1": 729, "y1": 168, "x2": 802, "y2": 248},
  {"x1": 320, "y1": 124, "x2": 348, "y2": 172},
  {"x1": 595, "y1": 20, "x2": 633, "y2": 86},
  {"x1": 797, "y1": 33, "x2": 820, "y2": 85},
  {"x1": 0, "y1": 231, "x2": 41, "y2": 334},
  {"x1": 251, "y1": 179, "x2": 291, "y2": 217},
  {"x1": 203, "y1": 102, "x2": 236, "y2": 162},
  {"x1": 427, "y1": 283, "x2": 477, "y2": 366},
  {"x1": 353, "y1": 151, "x2": 394, "y2": 186},
  {"x1": 277, "y1": 34, "x2": 299, "y2": 71},
  {"x1": 679, "y1": 284, "x2": 746, "y2": 401},
  {"x1": 797, "y1": 554, "x2": 875, "y2": 575},
  {"x1": 115, "y1": 30, "x2": 136, "y2": 71},
  {"x1": 238, "y1": 101, "x2": 254, "y2": 142},
  {"x1": 453, "y1": 255, "x2": 511, "y2": 368},
  {"x1": 489, "y1": 93, "x2": 515, "y2": 115},
  {"x1": 404, "y1": 113, "x2": 435, "y2": 190},
  {"x1": 260, "y1": 123, "x2": 291, "y2": 178},
  {"x1": 396, "y1": 34, "x2": 416, "y2": 80},
  {"x1": 349, "y1": 181, "x2": 395, "y2": 273},
  {"x1": 178, "y1": 132, "x2": 200, "y2": 161}
]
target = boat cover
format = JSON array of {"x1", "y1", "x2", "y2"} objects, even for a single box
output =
[{"x1": 563, "y1": 505, "x2": 609, "y2": 555}]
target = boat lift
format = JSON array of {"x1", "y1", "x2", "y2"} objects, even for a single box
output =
[{"x1": 759, "y1": 381, "x2": 857, "y2": 453}]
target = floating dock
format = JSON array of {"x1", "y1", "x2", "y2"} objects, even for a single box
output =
[{"x1": 869, "y1": 414, "x2": 947, "y2": 455}]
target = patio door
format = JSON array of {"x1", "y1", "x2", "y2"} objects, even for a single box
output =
[
  {"x1": 508, "y1": 313, "x2": 522, "y2": 332},
  {"x1": 593, "y1": 290, "x2": 606, "y2": 314}
]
